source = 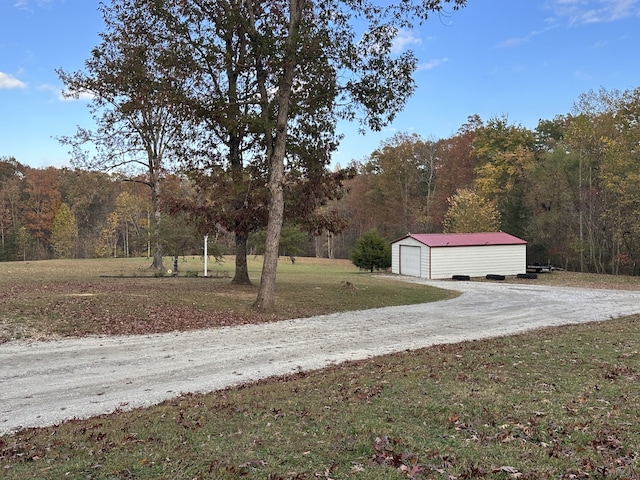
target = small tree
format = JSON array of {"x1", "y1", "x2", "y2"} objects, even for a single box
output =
[{"x1": 350, "y1": 230, "x2": 391, "y2": 273}]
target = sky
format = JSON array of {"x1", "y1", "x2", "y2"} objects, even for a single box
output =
[{"x1": 1, "y1": 0, "x2": 640, "y2": 169}]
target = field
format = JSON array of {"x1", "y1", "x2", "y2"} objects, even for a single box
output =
[
  {"x1": 1, "y1": 258, "x2": 640, "y2": 479},
  {"x1": 0, "y1": 256, "x2": 455, "y2": 343}
]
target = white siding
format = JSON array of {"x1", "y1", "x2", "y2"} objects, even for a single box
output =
[
  {"x1": 391, "y1": 242, "x2": 400, "y2": 274},
  {"x1": 430, "y1": 244, "x2": 525, "y2": 279}
]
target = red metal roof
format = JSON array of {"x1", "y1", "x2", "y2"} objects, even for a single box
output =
[{"x1": 394, "y1": 232, "x2": 527, "y2": 247}]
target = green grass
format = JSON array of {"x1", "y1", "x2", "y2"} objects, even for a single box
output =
[
  {"x1": 2, "y1": 316, "x2": 639, "y2": 479},
  {"x1": 0, "y1": 256, "x2": 455, "y2": 342},
  {"x1": 1, "y1": 259, "x2": 640, "y2": 478}
]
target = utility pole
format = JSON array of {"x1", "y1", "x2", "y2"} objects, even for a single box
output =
[{"x1": 204, "y1": 234, "x2": 208, "y2": 277}]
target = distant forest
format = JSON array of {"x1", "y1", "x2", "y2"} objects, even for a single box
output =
[{"x1": 2, "y1": 86, "x2": 640, "y2": 275}]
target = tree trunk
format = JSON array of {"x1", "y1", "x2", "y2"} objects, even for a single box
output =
[
  {"x1": 252, "y1": 0, "x2": 303, "y2": 311},
  {"x1": 253, "y1": 157, "x2": 285, "y2": 311},
  {"x1": 232, "y1": 231, "x2": 252, "y2": 285}
]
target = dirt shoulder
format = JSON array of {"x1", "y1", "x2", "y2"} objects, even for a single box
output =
[{"x1": 3, "y1": 279, "x2": 640, "y2": 435}]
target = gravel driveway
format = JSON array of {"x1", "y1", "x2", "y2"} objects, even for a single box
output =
[{"x1": 2, "y1": 278, "x2": 640, "y2": 435}]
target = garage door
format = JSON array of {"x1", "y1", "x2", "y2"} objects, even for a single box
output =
[{"x1": 399, "y1": 245, "x2": 421, "y2": 277}]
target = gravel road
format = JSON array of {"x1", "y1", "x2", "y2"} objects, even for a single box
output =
[{"x1": 2, "y1": 278, "x2": 640, "y2": 435}]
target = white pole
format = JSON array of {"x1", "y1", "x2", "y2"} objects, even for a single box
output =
[{"x1": 204, "y1": 235, "x2": 208, "y2": 277}]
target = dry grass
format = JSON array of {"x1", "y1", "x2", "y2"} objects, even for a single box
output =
[
  {"x1": 2, "y1": 260, "x2": 640, "y2": 479},
  {"x1": 523, "y1": 270, "x2": 640, "y2": 290},
  {"x1": 0, "y1": 256, "x2": 455, "y2": 343}
]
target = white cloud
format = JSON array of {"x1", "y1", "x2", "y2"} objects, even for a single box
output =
[
  {"x1": 391, "y1": 29, "x2": 422, "y2": 55},
  {"x1": 417, "y1": 57, "x2": 448, "y2": 71},
  {"x1": 12, "y1": 0, "x2": 53, "y2": 8},
  {"x1": 497, "y1": 24, "x2": 558, "y2": 49},
  {"x1": 38, "y1": 83, "x2": 94, "y2": 101},
  {"x1": 0, "y1": 72, "x2": 26, "y2": 89},
  {"x1": 63, "y1": 89, "x2": 94, "y2": 101},
  {"x1": 547, "y1": 0, "x2": 640, "y2": 25}
]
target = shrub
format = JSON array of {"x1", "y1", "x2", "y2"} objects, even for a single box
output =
[{"x1": 350, "y1": 229, "x2": 391, "y2": 272}]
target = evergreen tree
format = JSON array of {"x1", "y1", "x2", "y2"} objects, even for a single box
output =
[{"x1": 350, "y1": 230, "x2": 391, "y2": 273}]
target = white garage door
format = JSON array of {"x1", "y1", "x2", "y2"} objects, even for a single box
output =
[{"x1": 399, "y1": 245, "x2": 421, "y2": 277}]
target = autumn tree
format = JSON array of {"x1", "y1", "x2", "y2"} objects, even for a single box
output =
[
  {"x1": 57, "y1": 0, "x2": 190, "y2": 270},
  {"x1": 431, "y1": 115, "x2": 481, "y2": 228},
  {"x1": 364, "y1": 132, "x2": 439, "y2": 237},
  {"x1": 145, "y1": 0, "x2": 268, "y2": 285},
  {"x1": 472, "y1": 116, "x2": 535, "y2": 238},
  {"x1": 133, "y1": 0, "x2": 466, "y2": 310},
  {"x1": 112, "y1": 190, "x2": 151, "y2": 257},
  {"x1": 341, "y1": 163, "x2": 381, "y2": 235},
  {"x1": 51, "y1": 202, "x2": 78, "y2": 259},
  {"x1": 138, "y1": 0, "x2": 353, "y2": 286},
  {"x1": 526, "y1": 135, "x2": 580, "y2": 269},
  {"x1": 565, "y1": 89, "x2": 619, "y2": 273},
  {"x1": 248, "y1": 0, "x2": 468, "y2": 311},
  {"x1": 58, "y1": 168, "x2": 120, "y2": 258},
  {"x1": 21, "y1": 167, "x2": 61, "y2": 259},
  {"x1": 597, "y1": 87, "x2": 640, "y2": 274},
  {"x1": 98, "y1": 211, "x2": 121, "y2": 258},
  {"x1": 443, "y1": 189, "x2": 500, "y2": 233}
]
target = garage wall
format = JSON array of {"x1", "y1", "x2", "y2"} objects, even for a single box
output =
[
  {"x1": 391, "y1": 242, "x2": 400, "y2": 274},
  {"x1": 430, "y1": 244, "x2": 525, "y2": 279}
]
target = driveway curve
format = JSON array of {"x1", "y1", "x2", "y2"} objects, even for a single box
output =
[{"x1": 2, "y1": 278, "x2": 640, "y2": 435}]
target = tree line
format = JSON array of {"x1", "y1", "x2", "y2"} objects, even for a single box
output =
[
  {"x1": 335, "y1": 86, "x2": 640, "y2": 276},
  {"x1": 5, "y1": 0, "x2": 640, "y2": 318},
  {"x1": 0, "y1": 160, "x2": 176, "y2": 262},
  {"x1": 4, "y1": 85, "x2": 640, "y2": 277}
]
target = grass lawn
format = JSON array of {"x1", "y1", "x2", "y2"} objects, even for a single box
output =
[
  {"x1": 1, "y1": 258, "x2": 639, "y2": 478},
  {"x1": 0, "y1": 256, "x2": 455, "y2": 343}
]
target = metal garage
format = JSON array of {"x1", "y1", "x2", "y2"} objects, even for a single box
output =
[{"x1": 391, "y1": 232, "x2": 527, "y2": 280}]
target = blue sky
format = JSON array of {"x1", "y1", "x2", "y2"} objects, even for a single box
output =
[{"x1": 1, "y1": 0, "x2": 640, "y2": 169}]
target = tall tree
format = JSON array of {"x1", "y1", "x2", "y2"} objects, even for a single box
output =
[
  {"x1": 51, "y1": 202, "x2": 78, "y2": 259},
  {"x1": 57, "y1": 0, "x2": 189, "y2": 270},
  {"x1": 365, "y1": 132, "x2": 438, "y2": 237},
  {"x1": 431, "y1": 115, "x2": 481, "y2": 229},
  {"x1": 148, "y1": 0, "x2": 266, "y2": 284},
  {"x1": 0, "y1": 157, "x2": 25, "y2": 256},
  {"x1": 246, "y1": 0, "x2": 467, "y2": 310},
  {"x1": 526, "y1": 144, "x2": 580, "y2": 269},
  {"x1": 137, "y1": 0, "x2": 466, "y2": 310},
  {"x1": 598, "y1": 87, "x2": 640, "y2": 274},
  {"x1": 564, "y1": 94, "x2": 618, "y2": 273},
  {"x1": 57, "y1": 168, "x2": 119, "y2": 259},
  {"x1": 144, "y1": 0, "x2": 352, "y2": 285},
  {"x1": 110, "y1": 190, "x2": 151, "y2": 257},
  {"x1": 21, "y1": 167, "x2": 61, "y2": 259},
  {"x1": 472, "y1": 116, "x2": 535, "y2": 237}
]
